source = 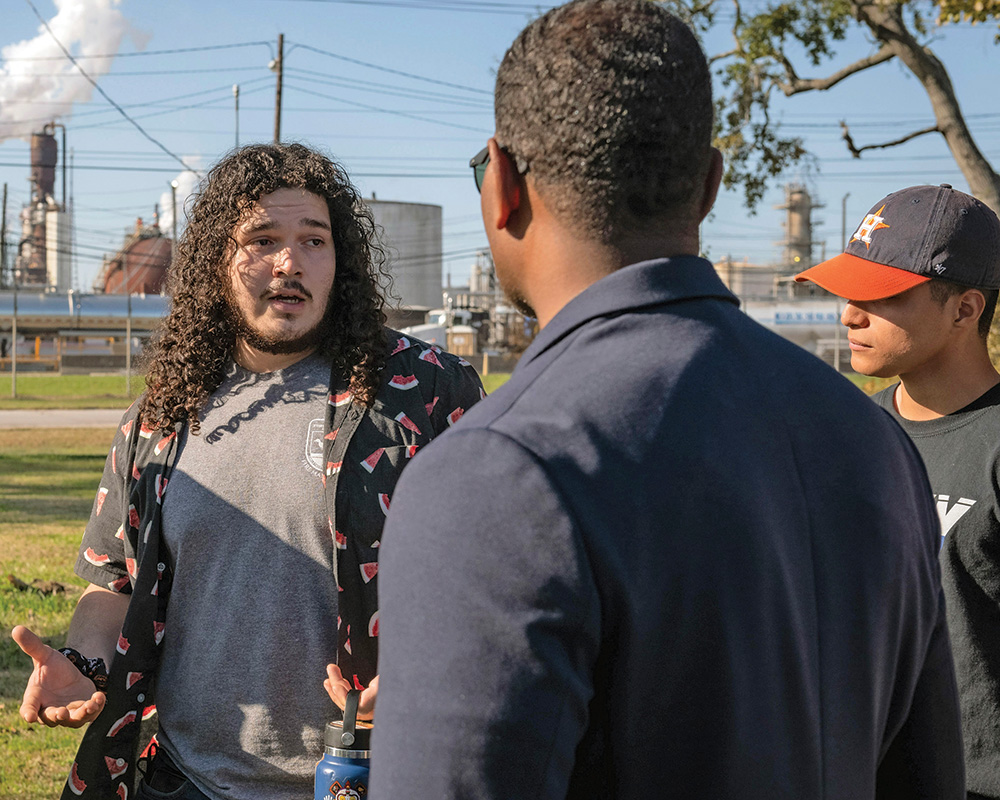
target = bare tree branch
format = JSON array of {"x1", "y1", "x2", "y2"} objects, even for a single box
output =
[
  {"x1": 777, "y1": 44, "x2": 896, "y2": 95},
  {"x1": 711, "y1": 0, "x2": 743, "y2": 63},
  {"x1": 840, "y1": 120, "x2": 941, "y2": 158},
  {"x1": 709, "y1": 47, "x2": 740, "y2": 63}
]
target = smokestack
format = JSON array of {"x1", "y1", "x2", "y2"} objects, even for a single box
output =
[{"x1": 30, "y1": 128, "x2": 58, "y2": 203}]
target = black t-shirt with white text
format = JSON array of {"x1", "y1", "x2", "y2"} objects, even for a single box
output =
[{"x1": 874, "y1": 382, "x2": 1000, "y2": 798}]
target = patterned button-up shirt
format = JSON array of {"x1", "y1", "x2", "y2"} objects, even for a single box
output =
[{"x1": 63, "y1": 332, "x2": 484, "y2": 798}]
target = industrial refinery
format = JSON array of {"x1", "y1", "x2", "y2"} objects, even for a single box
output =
[
  {"x1": 711, "y1": 184, "x2": 847, "y2": 372},
  {"x1": 0, "y1": 130, "x2": 843, "y2": 375},
  {"x1": 11, "y1": 124, "x2": 73, "y2": 292}
]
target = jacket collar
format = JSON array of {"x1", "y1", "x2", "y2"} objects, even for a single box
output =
[{"x1": 518, "y1": 256, "x2": 739, "y2": 368}]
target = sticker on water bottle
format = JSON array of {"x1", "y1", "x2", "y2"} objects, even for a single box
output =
[{"x1": 327, "y1": 778, "x2": 367, "y2": 799}]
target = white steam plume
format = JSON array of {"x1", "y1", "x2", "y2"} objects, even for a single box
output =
[
  {"x1": 158, "y1": 165, "x2": 201, "y2": 241},
  {"x1": 0, "y1": 0, "x2": 148, "y2": 143}
]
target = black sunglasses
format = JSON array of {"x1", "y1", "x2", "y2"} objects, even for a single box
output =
[
  {"x1": 469, "y1": 146, "x2": 490, "y2": 193},
  {"x1": 469, "y1": 145, "x2": 528, "y2": 193}
]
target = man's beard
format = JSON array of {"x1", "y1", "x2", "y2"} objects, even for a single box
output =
[
  {"x1": 496, "y1": 273, "x2": 536, "y2": 319},
  {"x1": 238, "y1": 320, "x2": 326, "y2": 355},
  {"x1": 506, "y1": 291, "x2": 536, "y2": 320},
  {"x1": 229, "y1": 279, "x2": 335, "y2": 355}
]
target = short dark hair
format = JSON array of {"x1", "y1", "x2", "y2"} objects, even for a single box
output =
[
  {"x1": 494, "y1": 0, "x2": 714, "y2": 243},
  {"x1": 141, "y1": 143, "x2": 390, "y2": 432},
  {"x1": 928, "y1": 278, "x2": 998, "y2": 340}
]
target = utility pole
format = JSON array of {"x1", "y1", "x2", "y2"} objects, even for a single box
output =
[
  {"x1": 273, "y1": 34, "x2": 284, "y2": 143},
  {"x1": 124, "y1": 254, "x2": 132, "y2": 398},
  {"x1": 1, "y1": 183, "x2": 7, "y2": 289},
  {"x1": 233, "y1": 84, "x2": 240, "y2": 149},
  {"x1": 1, "y1": 183, "x2": 12, "y2": 396},
  {"x1": 171, "y1": 180, "x2": 179, "y2": 248},
  {"x1": 12, "y1": 243, "x2": 21, "y2": 398},
  {"x1": 834, "y1": 192, "x2": 850, "y2": 374}
]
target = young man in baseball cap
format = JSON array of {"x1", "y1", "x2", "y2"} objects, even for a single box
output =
[{"x1": 797, "y1": 183, "x2": 1000, "y2": 800}]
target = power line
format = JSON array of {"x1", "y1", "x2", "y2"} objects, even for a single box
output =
[
  {"x1": 289, "y1": 41, "x2": 490, "y2": 95},
  {"x1": 14, "y1": 66, "x2": 268, "y2": 77},
  {"x1": 267, "y1": 0, "x2": 546, "y2": 13},
  {"x1": 285, "y1": 78, "x2": 492, "y2": 134},
  {"x1": 69, "y1": 84, "x2": 272, "y2": 131},
  {"x1": 0, "y1": 78, "x2": 275, "y2": 130},
  {"x1": 0, "y1": 160, "x2": 469, "y2": 177},
  {"x1": 2, "y1": 41, "x2": 272, "y2": 61},
  {"x1": 23, "y1": 0, "x2": 202, "y2": 178},
  {"x1": 284, "y1": 67, "x2": 493, "y2": 107},
  {"x1": 0, "y1": 161, "x2": 191, "y2": 174}
]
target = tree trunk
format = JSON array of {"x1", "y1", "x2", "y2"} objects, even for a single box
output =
[{"x1": 855, "y1": 2, "x2": 1000, "y2": 215}]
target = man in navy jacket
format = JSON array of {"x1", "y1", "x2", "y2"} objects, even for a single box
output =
[{"x1": 370, "y1": 1, "x2": 965, "y2": 797}]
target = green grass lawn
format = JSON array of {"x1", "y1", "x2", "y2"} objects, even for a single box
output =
[
  {"x1": 844, "y1": 373, "x2": 897, "y2": 396},
  {"x1": 0, "y1": 366, "x2": 889, "y2": 799},
  {"x1": 0, "y1": 427, "x2": 114, "y2": 800},
  {"x1": 480, "y1": 372, "x2": 510, "y2": 395},
  {"x1": 0, "y1": 375, "x2": 144, "y2": 410},
  {"x1": 0, "y1": 373, "x2": 511, "y2": 409}
]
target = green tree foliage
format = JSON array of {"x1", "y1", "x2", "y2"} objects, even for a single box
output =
[
  {"x1": 664, "y1": 0, "x2": 1000, "y2": 362},
  {"x1": 663, "y1": 0, "x2": 1000, "y2": 215},
  {"x1": 937, "y1": 0, "x2": 1000, "y2": 30}
]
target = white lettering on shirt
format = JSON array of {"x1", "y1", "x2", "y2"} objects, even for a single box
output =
[{"x1": 935, "y1": 494, "x2": 976, "y2": 537}]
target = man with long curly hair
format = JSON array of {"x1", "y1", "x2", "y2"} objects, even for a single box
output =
[
  {"x1": 370, "y1": 1, "x2": 964, "y2": 797},
  {"x1": 12, "y1": 143, "x2": 484, "y2": 800}
]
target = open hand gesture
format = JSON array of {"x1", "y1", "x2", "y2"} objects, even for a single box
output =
[{"x1": 11, "y1": 625, "x2": 106, "y2": 728}]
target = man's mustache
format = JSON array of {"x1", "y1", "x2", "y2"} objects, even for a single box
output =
[{"x1": 261, "y1": 280, "x2": 313, "y2": 300}]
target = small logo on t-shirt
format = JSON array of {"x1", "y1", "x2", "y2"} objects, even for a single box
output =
[{"x1": 305, "y1": 418, "x2": 325, "y2": 474}]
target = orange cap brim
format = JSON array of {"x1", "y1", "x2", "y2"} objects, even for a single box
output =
[{"x1": 793, "y1": 251, "x2": 930, "y2": 301}]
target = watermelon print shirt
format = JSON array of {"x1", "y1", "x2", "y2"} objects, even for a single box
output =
[{"x1": 64, "y1": 332, "x2": 484, "y2": 800}]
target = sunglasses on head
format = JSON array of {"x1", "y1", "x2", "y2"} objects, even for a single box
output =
[{"x1": 469, "y1": 145, "x2": 528, "y2": 193}]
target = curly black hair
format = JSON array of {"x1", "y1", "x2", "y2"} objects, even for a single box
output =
[
  {"x1": 494, "y1": 0, "x2": 714, "y2": 243},
  {"x1": 140, "y1": 143, "x2": 390, "y2": 433}
]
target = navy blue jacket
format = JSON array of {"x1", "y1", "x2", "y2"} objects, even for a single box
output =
[{"x1": 372, "y1": 257, "x2": 964, "y2": 799}]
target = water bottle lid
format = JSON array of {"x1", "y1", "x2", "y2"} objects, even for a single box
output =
[
  {"x1": 325, "y1": 689, "x2": 372, "y2": 750},
  {"x1": 324, "y1": 720, "x2": 372, "y2": 751}
]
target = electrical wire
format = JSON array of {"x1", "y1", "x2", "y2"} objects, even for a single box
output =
[
  {"x1": 289, "y1": 41, "x2": 490, "y2": 95},
  {"x1": 70, "y1": 84, "x2": 272, "y2": 131},
  {"x1": 284, "y1": 78, "x2": 492, "y2": 134},
  {"x1": 2, "y1": 41, "x2": 272, "y2": 61},
  {"x1": 267, "y1": 0, "x2": 547, "y2": 14},
  {"x1": 5, "y1": 67, "x2": 267, "y2": 77},
  {"x1": 0, "y1": 77, "x2": 275, "y2": 131},
  {"x1": 0, "y1": 160, "x2": 470, "y2": 177},
  {"x1": 284, "y1": 67, "x2": 493, "y2": 107}
]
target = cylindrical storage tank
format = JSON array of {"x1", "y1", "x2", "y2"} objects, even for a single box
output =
[
  {"x1": 46, "y1": 208, "x2": 73, "y2": 292},
  {"x1": 102, "y1": 235, "x2": 172, "y2": 295},
  {"x1": 30, "y1": 131, "x2": 58, "y2": 201},
  {"x1": 366, "y1": 200, "x2": 442, "y2": 311}
]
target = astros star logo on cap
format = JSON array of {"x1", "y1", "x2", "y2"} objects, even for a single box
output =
[{"x1": 850, "y1": 204, "x2": 890, "y2": 249}]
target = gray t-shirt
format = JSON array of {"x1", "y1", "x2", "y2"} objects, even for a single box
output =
[{"x1": 157, "y1": 354, "x2": 338, "y2": 800}]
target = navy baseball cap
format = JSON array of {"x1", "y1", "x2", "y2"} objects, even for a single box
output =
[{"x1": 795, "y1": 184, "x2": 1000, "y2": 301}]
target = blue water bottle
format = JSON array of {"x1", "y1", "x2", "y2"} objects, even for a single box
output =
[{"x1": 315, "y1": 689, "x2": 371, "y2": 799}]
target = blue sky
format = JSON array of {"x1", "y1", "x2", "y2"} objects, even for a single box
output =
[{"x1": 1, "y1": 0, "x2": 998, "y2": 292}]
